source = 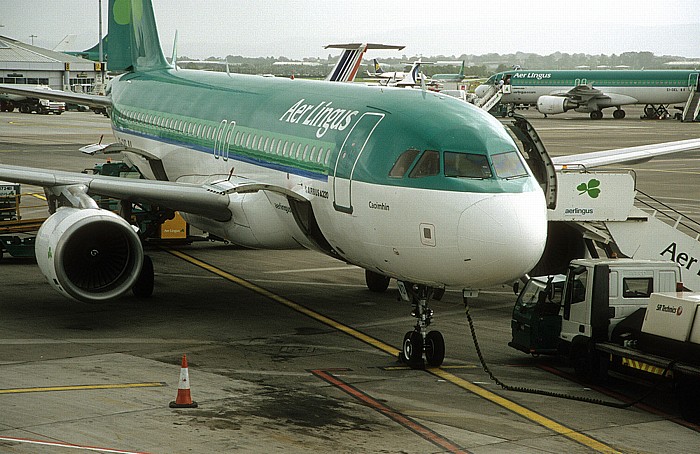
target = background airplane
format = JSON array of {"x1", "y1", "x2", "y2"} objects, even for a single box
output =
[
  {"x1": 475, "y1": 69, "x2": 700, "y2": 119},
  {"x1": 1, "y1": 0, "x2": 698, "y2": 368}
]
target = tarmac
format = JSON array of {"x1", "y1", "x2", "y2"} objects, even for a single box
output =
[{"x1": 0, "y1": 106, "x2": 699, "y2": 453}]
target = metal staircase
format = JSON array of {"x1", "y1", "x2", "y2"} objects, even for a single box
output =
[
  {"x1": 682, "y1": 87, "x2": 700, "y2": 122},
  {"x1": 604, "y1": 189, "x2": 700, "y2": 290},
  {"x1": 475, "y1": 85, "x2": 503, "y2": 112}
]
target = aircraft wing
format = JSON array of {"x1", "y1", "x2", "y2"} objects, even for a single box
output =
[
  {"x1": 0, "y1": 164, "x2": 307, "y2": 222},
  {"x1": 0, "y1": 84, "x2": 111, "y2": 108},
  {"x1": 551, "y1": 138, "x2": 700, "y2": 168}
]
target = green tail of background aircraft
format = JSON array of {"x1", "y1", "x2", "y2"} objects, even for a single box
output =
[{"x1": 1, "y1": 0, "x2": 699, "y2": 366}]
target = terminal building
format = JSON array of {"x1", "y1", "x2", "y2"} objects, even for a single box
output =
[{"x1": 0, "y1": 35, "x2": 103, "y2": 94}]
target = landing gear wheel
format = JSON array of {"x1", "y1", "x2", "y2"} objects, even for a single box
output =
[
  {"x1": 425, "y1": 331, "x2": 445, "y2": 367},
  {"x1": 132, "y1": 255, "x2": 154, "y2": 298},
  {"x1": 365, "y1": 270, "x2": 390, "y2": 293},
  {"x1": 401, "y1": 331, "x2": 424, "y2": 366},
  {"x1": 612, "y1": 109, "x2": 626, "y2": 119},
  {"x1": 590, "y1": 110, "x2": 603, "y2": 120}
]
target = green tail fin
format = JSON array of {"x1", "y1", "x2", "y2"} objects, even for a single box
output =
[{"x1": 107, "y1": 0, "x2": 169, "y2": 72}]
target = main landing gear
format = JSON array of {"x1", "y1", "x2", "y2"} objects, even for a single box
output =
[{"x1": 397, "y1": 282, "x2": 446, "y2": 368}]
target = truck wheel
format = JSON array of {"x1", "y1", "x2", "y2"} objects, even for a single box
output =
[
  {"x1": 676, "y1": 375, "x2": 700, "y2": 422},
  {"x1": 571, "y1": 337, "x2": 608, "y2": 383}
]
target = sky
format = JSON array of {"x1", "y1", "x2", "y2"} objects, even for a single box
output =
[{"x1": 2, "y1": 0, "x2": 700, "y2": 60}]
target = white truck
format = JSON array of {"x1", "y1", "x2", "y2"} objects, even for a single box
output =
[{"x1": 510, "y1": 258, "x2": 700, "y2": 421}]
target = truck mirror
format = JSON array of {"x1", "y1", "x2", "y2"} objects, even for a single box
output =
[{"x1": 512, "y1": 281, "x2": 520, "y2": 294}]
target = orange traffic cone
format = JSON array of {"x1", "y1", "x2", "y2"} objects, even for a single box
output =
[{"x1": 169, "y1": 354, "x2": 198, "y2": 408}]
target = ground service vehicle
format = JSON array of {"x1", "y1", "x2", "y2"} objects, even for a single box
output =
[
  {"x1": 0, "y1": 98, "x2": 65, "y2": 114},
  {"x1": 510, "y1": 258, "x2": 700, "y2": 420}
]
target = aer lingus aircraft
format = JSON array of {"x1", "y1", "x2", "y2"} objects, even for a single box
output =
[
  {"x1": 1, "y1": 0, "x2": 699, "y2": 368},
  {"x1": 475, "y1": 69, "x2": 700, "y2": 119}
]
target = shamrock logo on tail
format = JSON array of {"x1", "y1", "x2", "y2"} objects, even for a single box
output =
[{"x1": 577, "y1": 178, "x2": 601, "y2": 198}]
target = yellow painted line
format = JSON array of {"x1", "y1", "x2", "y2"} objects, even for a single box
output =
[
  {"x1": 429, "y1": 368, "x2": 621, "y2": 453},
  {"x1": 28, "y1": 192, "x2": 47, "y2": 201},
  {"x1": 166, "y1": 248, "x2": 400, "y2": 357},
  {"x1": 0, "y1": 382, "x2": 165, "y2": 395},
  {"x1": 167, "y1": 247, "x2": 620, "y2": 453}
]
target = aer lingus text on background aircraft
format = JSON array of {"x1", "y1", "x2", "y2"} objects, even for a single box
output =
[
  {"x1": 475, "y1": 69, "x2": 700, "y2": 119},
  {"x1": 1, "y1": 0, "x2": 699, "y2": 368}
]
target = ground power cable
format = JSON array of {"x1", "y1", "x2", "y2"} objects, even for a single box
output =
[{"x1": 462, "y1": 299, "x2": 672, "y2": 410}]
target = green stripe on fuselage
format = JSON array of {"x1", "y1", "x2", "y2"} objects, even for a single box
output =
[
  {"x1": 493, "y1": 69, "x2": 697, "y2": 87},
  {"x1": 110, "y1": 69, "x2": 538, "y2": 194}
]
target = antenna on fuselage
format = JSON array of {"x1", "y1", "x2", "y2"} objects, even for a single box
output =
[{"x1": 171, "y1": 31, "x2": 179, "y2": 70}]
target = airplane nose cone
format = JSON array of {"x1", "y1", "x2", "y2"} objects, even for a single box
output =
[
  {"x1": 474, "y1": 84, "x2": 489, "y2": 98},
  {"x1": 457, "y1": 192, "x2": 547, "y2": 287}
]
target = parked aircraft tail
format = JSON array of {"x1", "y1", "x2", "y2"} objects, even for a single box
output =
[{"x1": 107, "y1": 0, "x2": 169, "y2": 72}]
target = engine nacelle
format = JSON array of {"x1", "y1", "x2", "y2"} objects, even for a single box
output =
[
  {"x1": 36, "y1": 207, "x2": 143, "y2": 303},
  {"x1": 536, "y1": 96, "x2": 576, "y2": 114}
]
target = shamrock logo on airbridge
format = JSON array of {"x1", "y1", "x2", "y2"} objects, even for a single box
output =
[{"x1": 577, "y1": 178, "x2": 601, "y2": 198}]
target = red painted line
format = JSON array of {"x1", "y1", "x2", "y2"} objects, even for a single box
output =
[
  {"x1": 311, "y1": 369, "x2": 470, "y2": 454},
  {"x1": 0, "y1": 435, "x2": 150, "y2": 453}
]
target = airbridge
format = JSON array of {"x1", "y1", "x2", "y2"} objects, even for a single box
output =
[{"x1": 546, "y1": 168, "x2": 700, "y2": 291}]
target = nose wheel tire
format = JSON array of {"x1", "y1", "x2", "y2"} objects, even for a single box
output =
[
  {"x1": 401, "y1": 331, "x2": 424, "y2": 366},
  {"x1": 365, "y1": 269, "x2": 390, "y2": 293},
  {"x1": 425, "y1": 330, "x2": 445, "y2": 367}
]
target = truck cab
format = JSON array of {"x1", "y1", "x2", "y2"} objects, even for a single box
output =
[
  {"x1": 510, "y1": 258, "x2": 681, "y2": 356},
  {"x1": 560, "y1": 258, "x2": 681, "y2": 345}
]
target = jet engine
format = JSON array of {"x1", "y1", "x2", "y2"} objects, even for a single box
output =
[
  {"x1": 536, "y1": 96, "x2": 577, "y2": 114},
  {"x1": 35, "y1": 207, "x2": 143, "y2": 303}
]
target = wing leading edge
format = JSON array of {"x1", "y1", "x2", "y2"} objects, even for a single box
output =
[
  {"x1": 0, "y1": 84, "x2": 111, "y2": 108},
  {"x1": 552, "y1": 138, "x2": 700, "y2": 168},
  {"x1": 0, "y1": 164, "x2": 307, "y2": 223}
]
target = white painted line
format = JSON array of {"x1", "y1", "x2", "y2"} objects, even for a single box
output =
[{"x1": 0, "y1": 436, "x2": 148, "y2": 454}]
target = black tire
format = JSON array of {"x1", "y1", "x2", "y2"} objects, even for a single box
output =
[
  {"x1": 401, "y1": 331, "x2": 423, "y2": 366},
  {"x1": 613, "y1": 109, "x2": 626, "y2": 119},
  {"x1": 571, "y1": 337, "x2": 607, "y2": 383},
  {"x1": 589, "y1": 110, "x2": 603, "y2": 120},
  {"x1": 433, "y1": 287, "x2": 445, "y2": 301},
  {"x1": 365, "y1": 269, "x2": 390, "y2": 293},
  {"x1": 425, "y1": 331, "x2": 445, "y2": 367},
  {"x1": 132, "y1": 255, "x2": 154, "y2": 298},
  {"x1": 676, "y1": 374, "x2": 700, "y2": 422}
]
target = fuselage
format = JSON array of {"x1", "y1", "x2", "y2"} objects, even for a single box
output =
[
  {"x1": 108, "y1": 69, "x2": 547, "y2": 288},
  {"x1": 478, "y1": 69, "x2": 699, "y2": 105}
]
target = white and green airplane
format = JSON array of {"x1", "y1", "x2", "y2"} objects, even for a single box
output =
[
  {"x1": 1, "y1": 0, "x2": 698, "y2": 367},
  {"x1": 475, "y1": 69, "x2": 700, "y2": 119},
  {"x1": 431, "y1": 61, "x2": 468, "y2": 82}
]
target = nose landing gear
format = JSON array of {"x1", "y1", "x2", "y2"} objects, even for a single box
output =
[{"x1": 398, "y1": 282, "x2": 446, "y2": 368}]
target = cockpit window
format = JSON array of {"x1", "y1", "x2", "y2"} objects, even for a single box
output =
[
  {"x1": 389, "y1": 148, "x2": 420, "y2": 178},
  {"x1": 444, "y1": 152, "x2": 492, "y2": 179},
  {"x1": 409, "y1": 150, "x2": 440, "y2": 178},
  {"x1": 492, "y1": 151, "x2": 529, "y2": 179}
]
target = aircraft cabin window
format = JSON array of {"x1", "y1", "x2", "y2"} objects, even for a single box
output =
[
  {"x1": 247, "y1": 134, "x2": 253, "y2": 149},
  {"x1": 389, "y1": 148, "x2": 421, "y2": 178},
  {"x1": 233, "y1": 131, "x2": 240, "y2": 146},
  {"x1": 264, "y1": 137, "x2": 270, "y2": 152},
  {"x1": 491, "y1": 151, "x2": 529, "y2": 179},
  {"x1": 283, "y1": 141, "x2": 289, "y2": 156},
  {"x1": 409, "y1": 150, "x2": 440, "y2": 178},
  {"x1": 309, "y1": 146, "x2": 316, "y2": 161},
  {"x1": 444, "y1": 152, "x2": 492, "y2": 178},
  {"x1": 276, "y1": 140, "x2": 282, "y2": 155}
]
